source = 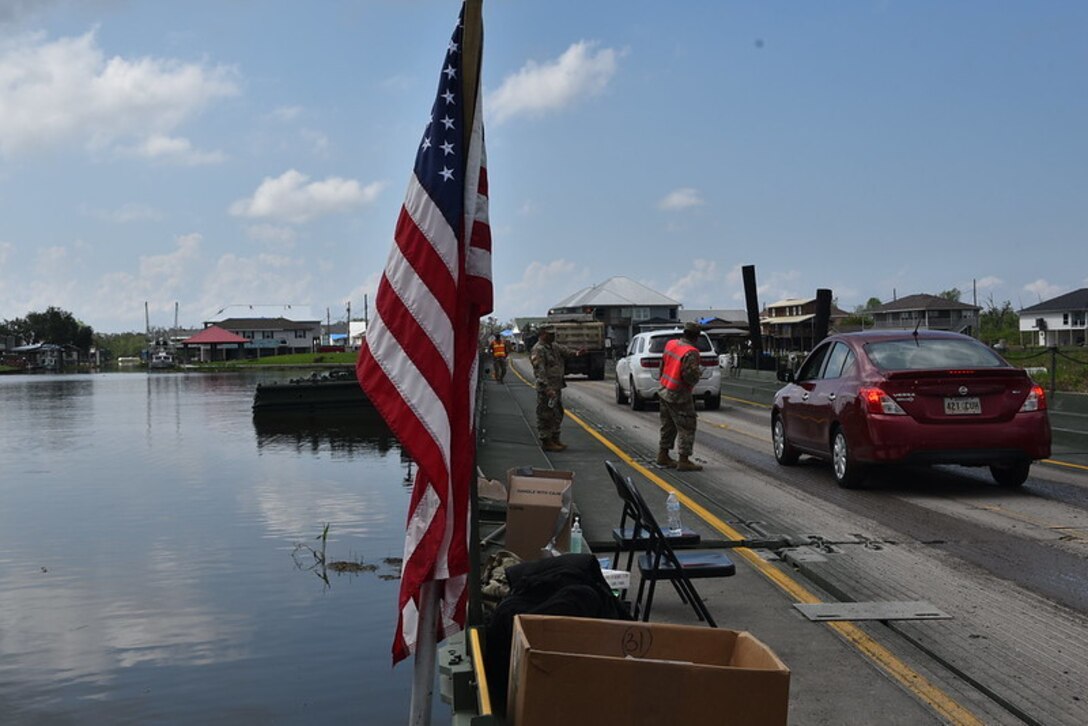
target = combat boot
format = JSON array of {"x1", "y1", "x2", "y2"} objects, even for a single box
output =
[
  {"x1": 656, "y1": 449, "x2": 677, "y2": 468},
  {"x1": 677, "y1": 455, "x2": 703, "y2": 472},
  {"x1": 549, "y1": 436, "x2": 568, "y2": 451},
  {"x1": 542, "y1": 439, "x2": 565, "y2": 452}
]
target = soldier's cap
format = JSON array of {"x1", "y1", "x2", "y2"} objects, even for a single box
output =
[
  {"x1": 538, "y1": 324, "x2": 554, "y2": 333},
  {"x1": 682, "y1": 321, "x2": 702, "y2": 336}
]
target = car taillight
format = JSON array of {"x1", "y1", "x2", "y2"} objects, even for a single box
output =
[
  {"x1": 1019, "y1": 385, "x2": 1047, "y2": 412},
  {"x1": 640, "y1": 358, "x2": 661, "y2": 368},
  {"x1": 859, "y1": 387, "x2": 907, "y2": 415}
]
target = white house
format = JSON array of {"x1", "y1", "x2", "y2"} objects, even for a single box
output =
[{"x1": 1019, "y1": 288, "x2": 1088, "y2": 346}]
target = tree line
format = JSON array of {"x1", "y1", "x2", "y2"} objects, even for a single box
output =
[
  {"x1": 0, "y1": 307, "x2": 164, "y2": 358},
  {"x1": 1, "y1": 307, "x2": 94, "y2": 351}
]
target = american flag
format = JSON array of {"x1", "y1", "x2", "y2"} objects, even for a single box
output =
[{"x1": 356, "y1": 1, "x2": 492, "y2": 666}]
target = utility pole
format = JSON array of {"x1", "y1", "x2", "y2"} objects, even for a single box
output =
[{"x1": 364, "y1": 294, "x2": 369, "y2": 326}]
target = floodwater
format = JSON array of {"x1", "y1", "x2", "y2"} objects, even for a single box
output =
[{"x1": 0, "y1": 371, "x2": 421, "y2": 724}]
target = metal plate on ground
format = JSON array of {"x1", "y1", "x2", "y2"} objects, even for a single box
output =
[{"x1": 794, "y1": 601, "x2": 951, "y2": 621}]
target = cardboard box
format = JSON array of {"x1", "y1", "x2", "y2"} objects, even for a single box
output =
[
  {"x1": 505, "y1": 468, "x2": 573, "y2": 560},
  {"x1": 507, "y1": 615, "x2": 790, "y2": 726}
]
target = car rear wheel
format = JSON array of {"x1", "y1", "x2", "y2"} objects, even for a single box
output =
[
  {"x1": 704, "y1": 392, "x2": 721, "y2": 410},
  {"x1": 615, "y1": 378, "x2": 629, "y2": 405},
  {"x1": 772, "y1": 414, "x2": 799, "y2": 465},
  {"x1": 990, "y1": 460, "x2": 1030, "y2": 487},
  {"x1": 630, "y1": 378, "x2": 646, "y2": 411},
  {"x1": 832, "y1": 427, "x2": 866, "y2": 489}
]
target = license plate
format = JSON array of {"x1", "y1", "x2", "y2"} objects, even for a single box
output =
[{"x1": 944, "y1": 397, "x2": 981, "y2": 415}]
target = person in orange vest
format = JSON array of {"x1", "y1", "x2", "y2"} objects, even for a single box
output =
[
  {"x1": 657, "y1": 322, "x2": 704, "y2": 471},
  {"x1": 489, "y1": 333, "x2": 508, "y2": 382}
]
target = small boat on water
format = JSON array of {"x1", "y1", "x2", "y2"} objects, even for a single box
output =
[
  {"x1": 148, "y1": 350, "x2": 176, "y2": 370},
  {"x1": 252, "y1": 368, "x2": 370, "y2": 413}
]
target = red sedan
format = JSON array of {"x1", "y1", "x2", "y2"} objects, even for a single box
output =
[{"x1": 772, "y1": 330, "x2": 1051, "y2": 488}]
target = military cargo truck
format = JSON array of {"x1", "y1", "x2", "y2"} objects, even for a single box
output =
[{"x1": 547, "y1": 314, "x2": 607, "y2": 380}]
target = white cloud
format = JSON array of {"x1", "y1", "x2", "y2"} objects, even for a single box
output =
[
  {"x1": 489, "y1": 41, "x2": 619, "y2": 124},
  {"x1": 0, "y1": 30, "x2": 238, "y2": 157},
  {"x1": 346, "y1": 271, "x2": 383, "y2": 317},
  {"x1": 1023, "y1": 279, "x2": 1065, "y2": 304},
  {"x1": 665, "y1": 259, "x2": 722, "y2": 304},
  {"x1": 34, "y1": 245, "x2": 68, "y2": 275},
  {"x1": 499, "y1": 259, "x2": 590, "y2": 317},
  {"x1": 721, "y1": 265, "x2": 803, "y2": 309},
  {"x1": 0, "y1": 0, "x2": 61, "y2": 25},
  {"x1": 659, "y1": 188, "x2": 704, "y2": 212},
  {"x1": 84, "y1": 202, "x2": 162, "y2": 223},
  {"x1": 270, "y1": 105, "x2": 303, "y2": 122},
  {"x1": 245, "y1": 223, "x2": 298, "y2": 247},
  {"x1": 0, "y1": 240, "x2": 12, "y2": 267},
  {"x1": 196, "y1": 252, "x2": 313, "y2": 322},
  {"x1": 300, "y1": 128, "x2": 330, "y2": 156},
  {"x1": 126, "y1": 134, "x2": 226, "y2": 166},
  {"x1": 974, "y1": 276, "x2": 1003, "y2": 290},
  {"x1": 92, "y1": 233, "x2": 203, "y2": 322},
  {"x1": 229, "y1": 169, "x2": 384, "y2": 224}
]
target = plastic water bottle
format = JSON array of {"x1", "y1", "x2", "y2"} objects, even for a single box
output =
[
  {"x1": 570, "y1": 516, "x2": 584, "y2": 553},
  {"x1": 666, "y1": 492, "x2": 682, "y2": 536}
]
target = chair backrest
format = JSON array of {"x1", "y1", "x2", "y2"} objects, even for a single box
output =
[
  {"x1": 605, "y1": 461, "x2": 645, "y2": 536},
  {"x1": 605, "y1": 461, "x2": 684, "y2": 571}
]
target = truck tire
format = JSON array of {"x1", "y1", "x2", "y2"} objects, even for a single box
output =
[{"x1": 589, "y1": 355, "x2": 605, "y2": 380}]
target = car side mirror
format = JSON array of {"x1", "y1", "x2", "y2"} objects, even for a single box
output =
[{"x1": 777, "y1": 369, "x2": 795, "y2": 383}]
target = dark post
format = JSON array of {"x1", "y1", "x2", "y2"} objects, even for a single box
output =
[
  {"x1": 742, "y1": 265, "x2": 762, "y2": 370},
  {"x1": 813, "y1": 288, "x2": 833, "y2": 345},
  {"x1": 1049, "y1": 346, "x2": 1058, "y2": 398}
]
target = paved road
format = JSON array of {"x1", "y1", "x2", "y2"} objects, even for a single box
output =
[{"x1": 534, "y1": 364, "x2": 1088, "y2": 725}]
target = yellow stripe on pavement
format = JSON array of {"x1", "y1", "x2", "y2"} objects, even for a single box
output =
[
  {"x1": 1043, "y1": 458, "x2": 1088, "y2": 472},
  {"x1": 723, "y1": 393, "x2": 772, "y2": 409},
  {"x1": 561, "y1": 406, "x2": 982, "y2": 726}
]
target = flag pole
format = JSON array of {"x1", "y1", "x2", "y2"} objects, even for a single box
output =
[
  {"x1": 462, "y1": 0, "x2": 485, "y2": 632},
  {"x1": 407, "y1": 2, "x2": 485, "y2": 725},
  {"x1": 408, "y1": 580, "x2": 439, "y2": 725}
]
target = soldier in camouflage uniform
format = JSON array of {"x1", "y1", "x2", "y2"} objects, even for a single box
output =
[
  {"x1": 657, "y1": 322, "x2": 704, "y2": 471},
  {"x1": 530, "y1": 325, "x2": 582, "y2": 452}
]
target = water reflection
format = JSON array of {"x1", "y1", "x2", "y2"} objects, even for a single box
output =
[
  {"x1": 253, "y1": 408, "x2": 404, "y2": 458},
  {"x1": 0, "y1": 373, "x2": 418, "y2": 723}
]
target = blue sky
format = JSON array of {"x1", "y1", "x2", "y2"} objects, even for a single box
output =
[{"x1": 1, "y1": 0, "x2": 1085, "y2": 332}]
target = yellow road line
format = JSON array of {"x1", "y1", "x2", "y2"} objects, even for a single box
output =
[
  {"x1": 1043, "y1": 458, "x2": 1088, "y2": 472},
  {"x1": 561, "y1": 407, "x2": 982, "y2": 726},
  {"x1": 723, "y1": 393, "x2": 772, "y2": 409}
]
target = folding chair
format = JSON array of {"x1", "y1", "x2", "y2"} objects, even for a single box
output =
[
  {"x1": 605, "y1": 461, "x2": 735, "y2": 626},
  {"x1": 605, "y1": 461, "x2": 700, "y2": 574}
]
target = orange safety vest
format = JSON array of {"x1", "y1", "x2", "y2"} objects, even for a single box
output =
[
  {"x1": 490, "y1": 340, "x2": 507, "y2": 358},
  {"x1": 659, "y1": 339, "x2": 698, "y2": 392}
]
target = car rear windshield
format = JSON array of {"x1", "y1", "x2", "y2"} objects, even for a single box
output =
[
  {"x1": 648, "y1": 335, "x2": 713, "y2": 354},
  {"x1": 864, "y1": 338, "x2": 1006, "y2": 371}
]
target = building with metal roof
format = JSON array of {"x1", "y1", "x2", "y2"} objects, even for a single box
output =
[{"x1": 548, "y1": 276, "x2": 680, "y2": 350}]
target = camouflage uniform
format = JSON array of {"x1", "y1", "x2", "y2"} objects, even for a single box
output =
[
  {"x1": 659, "y1": 345, "x2": 702, "y2": 456},
  {"x1": 531, "y1": 336, "x2": 577, "y2": 444}
]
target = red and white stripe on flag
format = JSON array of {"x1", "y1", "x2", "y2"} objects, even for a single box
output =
[{"x1": 356, "y1": 0, "x2": 491, "y2": 666}]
